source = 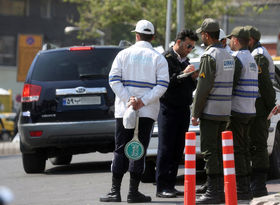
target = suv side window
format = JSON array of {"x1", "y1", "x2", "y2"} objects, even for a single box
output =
[{"x1": 31, "y1": 48, "x2": 120, "y2": 81}]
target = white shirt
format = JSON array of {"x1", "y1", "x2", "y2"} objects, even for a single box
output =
[
  {"x1": 109, "y1": 41, "x2": 169, "y2": 121},
  {"x1": 173, "y1": 48, "x2": 187, "y2": 63}
]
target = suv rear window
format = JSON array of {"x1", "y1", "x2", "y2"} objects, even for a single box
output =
[{"x1": 31, "y1": 48, "x2": 121, "y2": 81}]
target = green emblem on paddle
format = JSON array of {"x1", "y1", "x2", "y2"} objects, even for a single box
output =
[
  {"x1": 125, "y1": 140, "x2": 144, "y2": 160},
  {"x1": 124, "y1": 115, "x2": 144, "y2": 160}
]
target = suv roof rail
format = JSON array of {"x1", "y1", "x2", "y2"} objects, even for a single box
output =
[
  {"x1": 119, "y1": 40, "x2": 132, "y2": 48},
  {"x1": 42, "y1": 43, "x2": 59, "y2": 50}
]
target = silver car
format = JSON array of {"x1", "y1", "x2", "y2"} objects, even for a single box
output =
[{"x1": 144, "y1": 58, "x2": 280, "y2": 182}]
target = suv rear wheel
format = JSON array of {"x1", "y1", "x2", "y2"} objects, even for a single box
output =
[
  {"x1": 50, "y1": 155, "x2": 72, "y2": 165},
  {"x1": 22, "y1": 153, "x2": 46, "y2": 173},
  {"x1": 269, "y1": 124, "x2": 280, "y2": 179}
]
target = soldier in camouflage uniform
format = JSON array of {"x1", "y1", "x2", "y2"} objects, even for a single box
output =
[{"x1": 245, "y1": 25, "x2": 276, "y2": 198}]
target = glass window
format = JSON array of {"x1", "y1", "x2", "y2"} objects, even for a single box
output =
[
  {"x1": 40, "y1": 0, "x2": 52, "y2": 19},
  {"x1": 31, "y1": 48, "x2": 122, "y2": 81},
  {"x1": 0, "y1": 36, "x2": 16, "y2": 66},
  {"x1": 0, "y1": 0, "x2": 28, "y2": 16}
]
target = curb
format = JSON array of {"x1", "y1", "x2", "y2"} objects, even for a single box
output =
[
  {"x1": 250, "y1": 193, "x2": 280, "y2": 205},
  {"x1": 0, "y1": 142, "x2": 20, "y2": 156}
]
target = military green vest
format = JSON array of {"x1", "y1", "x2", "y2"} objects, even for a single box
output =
[{"x1": 202, "y1": 47, "x2": 234, "y2": 118}]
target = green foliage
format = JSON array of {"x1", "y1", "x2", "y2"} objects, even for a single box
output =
[
  {"x1": 64, "y1": 0, "x2": 263, "y2": 46},
  {"x1": 253, "y1": 4, "x2": 268, "y2": 15}
]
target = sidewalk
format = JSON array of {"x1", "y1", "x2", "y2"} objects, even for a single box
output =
[
  {"x1": 0, "y1": 141, "x2": 20, "y2": 156},
  {"x1": 250, "y1": 193, "x2": 280, "y2": 205}
]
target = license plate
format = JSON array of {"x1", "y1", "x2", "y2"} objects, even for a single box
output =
[{"x1": 63, "y1": 96, "x2": 101, "y2": 106}]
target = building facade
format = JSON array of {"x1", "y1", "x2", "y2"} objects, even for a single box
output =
[
  {"x1": 224, "y1": 2, "x2": 280, "y2": 56},
  {"x1": 0, "y1": 0, "x2": 88, "y2": 111}
]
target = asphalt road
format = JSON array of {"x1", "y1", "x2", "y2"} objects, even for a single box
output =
[{"x1": 0, "y1": 152, "x2": 279, "y2": 205}]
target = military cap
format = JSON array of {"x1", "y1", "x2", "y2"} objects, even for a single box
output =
[
  {"x1": 196, "y1": 18, "x2": 220, "y2": 33},
  {"x1": 227, "y1": 26, "x2": 249, "y2": 40},
  {"x1": 244, "y1": 25, "x2": 261, "y2": 41}
]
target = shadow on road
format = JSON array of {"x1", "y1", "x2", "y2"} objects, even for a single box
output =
[
  {"x1": 45, "y1": 160, "x2": 112, "y2": 175},
  {"x1": 150, "y1": 201, "x2": 184, "y2": 204}
]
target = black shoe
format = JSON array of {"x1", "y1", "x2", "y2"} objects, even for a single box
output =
[
  {"x1": 250, "y1": 171, "x2": 268, "y2": 198},
  {"x1": 196, "y1": 175, "x2": 224, "y2": 204},
  {"x1": 252, "y1": 189, "x2": 268, "y2": 198},
  {"x1": 237, "y1": 192, "x2": 253, "y2": 201},
  {"x1": 196, "y1": 193, "x2": 225, "y2": 204},
  {"x1": 128, "y1": 174, "x2": 151, "y2": 203},
  {"x1": 100, "y1": 191, "x2": 121, "y2": 202},
  {"x1": 172, "y1": 188, "x2": 184, "y2": 196},
  {"x1": 99, "y1": 176, "x2": 122, "y2": 202},
  {"x1": 236, "y1": 176, "x2": 253, "y2": 200},
  {"x1": 127, "y1": 191, "x2": 151, "y2": 203},
  {"x1": 196, "y1": 182, "x2": 207, "y2": 194},
  {"x1": 156, "y1": 189, "x2": 176, "y2": 198}
]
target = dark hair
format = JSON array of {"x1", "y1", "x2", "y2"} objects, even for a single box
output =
[
  {"x1": 238, "y1": 38, "x2": 249, "y2": 47},
  {"x1": 136, "y1": 33, "x2": 154, "y2": 42},
  {"x1": 175, "y1": 29, "x2": 199, "y2": 42},
  {"x1": 206, "y1": 31, "x2": 220, "y2": 40}
]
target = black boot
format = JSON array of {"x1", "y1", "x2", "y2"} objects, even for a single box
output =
[
  {"x1": 250, "y1": 171, "x2": 268, "y2": 198},
  {"x1": 100, "y1": 176, "x2": 122, "y2": 202},
  {"x1": 196, "y1": 181, "x2": 208, "y2": 194},
  {"x1": 196, "y1": 175, "x2": 225, "y2": 204},
  {"x1": 127, "y1": 173, "x2": 151, "y2": 203},
  {"x1": 236, "y1": 176, "x2": 253, "y2": 200}
]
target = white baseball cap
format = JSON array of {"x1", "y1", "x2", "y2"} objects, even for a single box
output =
[
  {"x1": 219, "y1": 29, "x2": 226, "y2": 41},
  {"x1": 132, "y1": 20, "x2": 155, "y2": 35}
]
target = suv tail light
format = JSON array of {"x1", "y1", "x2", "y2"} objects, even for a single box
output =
[
  {"x1": 22, "y1": 84, "x2": 42, "y2": 102},
  {"x1": 69, "y1": 46, "x2": 93, "y2": 51},
  {"x1": 29, "y1": 131, "x2": 43, "y2": 137}
]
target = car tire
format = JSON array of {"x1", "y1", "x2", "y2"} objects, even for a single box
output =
[
  {"x1": 22, "y1": 153, "x2": 46, "y2": 173},
  {"x1": 268, "y1": 124, "x2": 280, "y2": 179},
  {"x1": 50, "y1": 155, "x2": 72, "y2": 165},
  {"x1": 141, "y1": 160, "x2": 156, "y2": 183}
]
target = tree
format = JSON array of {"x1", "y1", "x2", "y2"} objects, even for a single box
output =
[{"x1": 64, "y1": 0, "x2": 264, "y2": 46}]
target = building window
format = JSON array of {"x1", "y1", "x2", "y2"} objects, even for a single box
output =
[
  {"x1": 41, "y1": 0, "x2": 52, "y2": 19},
  {"x1": 0, "y1": 0, "x2": 29, "y2": 16},
  {"x1": 0, "y1": 36, "x2": 16, "y2": 66}
]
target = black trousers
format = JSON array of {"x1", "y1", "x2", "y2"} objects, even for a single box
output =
[
  {"x1": 111, "y1": 117, "x2": 154, "y2": 175},
  {"x1": 156, "y1": 103, "x2": 190, "y2": 191}
]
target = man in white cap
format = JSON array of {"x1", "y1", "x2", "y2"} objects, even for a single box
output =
[
  {"x1": 219, "y1": 28, "x2": 232, "y2": 53},
  {"x1": 100, "y1": 19, "x2": 169, "y2": 203}
]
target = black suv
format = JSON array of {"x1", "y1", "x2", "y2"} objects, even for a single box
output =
[{"x1": 18, "y1": 45, "x2": 123, "y2": 173}]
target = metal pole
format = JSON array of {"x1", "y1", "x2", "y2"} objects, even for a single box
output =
[
  {"x1": 165, "y1": 0, "x2": 172, "y2": 50},
  {"x1": 223, "y1": 14, "x2": 228, "y2": 35},
  {"x1": 277, "y1": 31, "x2": 280, "y2": 56},
  {"x1": 177, "y1": 0, "x2": 185, "y2": 34}
]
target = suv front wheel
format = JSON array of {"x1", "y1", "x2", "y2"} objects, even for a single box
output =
[
  {"x1": 269, "y1": 123, "x2": 280, "y2": 179},
  {"x1": 22, "y1": 153, "x2": 46, "y2": 173}
]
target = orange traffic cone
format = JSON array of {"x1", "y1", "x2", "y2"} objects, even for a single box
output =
[
  {"x1": 184, "y1": 132, "x2": 196, "y2": 205},
  {"x1": 222, "y1": 131, "x2": 237, "y2": 205}
]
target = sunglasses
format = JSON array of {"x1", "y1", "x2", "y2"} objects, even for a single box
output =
[{"x1": 186, "y1": 44, "x2": 195, "y2": 49}]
